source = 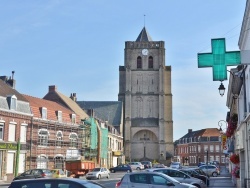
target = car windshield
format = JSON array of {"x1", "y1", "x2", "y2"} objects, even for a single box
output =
[{"x1": 92, "y1": 168, "x2": 101, "y2": 172}]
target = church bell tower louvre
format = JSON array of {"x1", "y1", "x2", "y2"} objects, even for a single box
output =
[{"x1": 118, "y1": 27, "x2": 174, "y2": 163}]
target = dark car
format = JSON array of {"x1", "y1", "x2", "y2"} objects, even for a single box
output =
[
  {"x1": 13, "y1": 169, "x2": 53, "y2": 180},
  {"x1": 9, "y1": 178, "x2": 105, "y2": 188},
  {"x1": 140, "y1": 161, "x2": 152, "y2": 169},
  {"x1": 180, "y1": 168, "x2": 210, "y2": 186},
  {"x1": 198, "y1": 162, "x2": 206, "y2": 167},
  {"x1": 109, "y1": 164, "x2": 132, "y2": 173}
]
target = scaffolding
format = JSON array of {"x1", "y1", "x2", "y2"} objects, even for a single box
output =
[{"x1": 26, "y1": 117, "x2": 98, "y2": 170}]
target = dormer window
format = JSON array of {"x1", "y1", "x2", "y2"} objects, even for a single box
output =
[
  {"x1": 57, "y1": 111, "x2": 62, "y2": 122},
  {"x1": 41, "y1": 107, "x2": 47, "y2": 119},
  {"x1": 7, "y1": 95, "x2": 17, "y2": 110},
  {"x1": 71, "y1": 114, "x2": 76, "y2": 124}
]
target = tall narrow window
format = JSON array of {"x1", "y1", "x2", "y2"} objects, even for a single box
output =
[
  {"x1": 41, "y1": 107, "x2": 47, "y2": 119},
  {"x1": 71, "y1": 114, "x2": 76, "y2": 124},
  {"x1": 20, "y1": 124, "x2": 27, "y2": 142},
  {"x1": 0, "y1": 123, "x2": 4, "y2": 140},
  {"x1": 137, "y1": 56, "x2": 142, "y2": 68},
  {"x1": 38, "y1": 129, "x2": 49, "y2": 146},
  {"x1": 69, "y1": 133, "x2": 78, "y2": 148},
  {"x1": 56, "y1": 131, "x2": 63, "y2": 147},
  {"x1": 8, "y1": 123, "x2": 16, "y2": 141},
  {"x1": 57, "y1": 111, "x2": 62, "y2": 122},
  {"x1": 148, "y1": 56, "x2": 153, "y2": 68}
]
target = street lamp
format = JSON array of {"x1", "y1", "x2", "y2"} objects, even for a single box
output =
[
  {"x1": 218, "y1": 120, "x2": 228, "y2": 134},
  {"x1": 218, "y1": 82, "x2": 226, "y2": 96}
]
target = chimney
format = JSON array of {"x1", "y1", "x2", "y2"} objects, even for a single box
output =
[
  {"x1": 87, "y1": 109, "x2": 94, "y2": 117},
  {"x1": 0, "y1": 71, "x2": 16, "y2": 89},
  {"x1": 188, "y1": 129, "x2": 192, "y2": 133},
  {"x1": 70, "y1": 93, "x2": 77, "y2": 102},
  {"x1": 49, "y1": 85, "x2": 57, "y2": 92}
]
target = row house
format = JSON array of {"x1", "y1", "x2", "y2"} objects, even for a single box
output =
[
  {"x1": 42, "y1": 86, "x2": 108, "y2": 167},
  {"x1": 23, "y1": 94, "x2": 84, "y2": 170},
  {"x1": 174, "y1": 128, "x2": 225, "y2": 166},
  {"x1": 0, "y1": 76, "x2": 32, "y2": 182},
  {"x1": 225, "y1": 1, "x2": 250, "y2": 186},
  {"x1": 77, "y1": 101, "x2": 124, "y2": 168}
]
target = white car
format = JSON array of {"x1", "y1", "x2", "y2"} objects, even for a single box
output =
[
  {"x1": 170, "y1": 162, "x2": 182, "y2": 169},
  {"x1": 85, "y1": 167, "x2": 110, "y2": 180},
  {"x1": 128, "y1": 162, "x2": 145, "y2": 170},
  {"x1": 116, "y1": 172, "x2": 198, "y2": 188}
]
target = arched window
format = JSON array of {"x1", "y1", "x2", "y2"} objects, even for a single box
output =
[
  {"x1": 148, "y1": 56, "x2": 153, "y2": 68},
  {"x1": 69, "y1": 132, "x2": 78, "y2": 148},
  {"x1": 137, "y1": 56, "x2": 142, "y2": 68},
  {"x1": 38, "y1": 129, "x2": 49, "y2": 146},
  {"x1": 56, "y1": 131, "x2": 63, "y2": 147},
  {"x1": 37, "y1": 155, "x2": 48, "y2": 169}
]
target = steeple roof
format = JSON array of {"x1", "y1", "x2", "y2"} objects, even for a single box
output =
[{"x1": 136, "y1": 27, "x2": 152, "y2": 42}]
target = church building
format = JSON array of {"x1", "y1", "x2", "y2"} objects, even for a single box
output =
[{"x1": 118, "y1": 27, "x2": 174, "y2": 163}]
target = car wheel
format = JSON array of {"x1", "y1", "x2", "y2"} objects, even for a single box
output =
[
  {"x1": 212, "y1": 172, "x2": 218, "y2": 177},
  {"x1": 127, "y1": 170, "x2": 131, "y2": 173},
  {"x1": 136, "y1": 167, "x2": 140, "y2": 170},
  {"x1": 112, "y1": 170, "x2": 115, "y2": 173},
  {"x1": 98, "y1": 174, "x2": 101, "y2": 179},
  {"x1": 107, "y1": 174, "x2": 109, "y2": 179}
]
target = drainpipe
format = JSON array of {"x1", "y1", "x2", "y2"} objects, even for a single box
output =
[
  {"x1": 14, "y1": 138, "x2": 20, "y2": 177},
  {"x1": 29, "y1": 117, "x2": 33, "y2": 169}
]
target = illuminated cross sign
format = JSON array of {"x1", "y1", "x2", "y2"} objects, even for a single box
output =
[{"x1": 198, "y1": 38, "x2": 241, "y2": 81}]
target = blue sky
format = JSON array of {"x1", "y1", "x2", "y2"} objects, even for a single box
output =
[{"x1": 0, "y1": 1, "x2": 246, "y2": 140}]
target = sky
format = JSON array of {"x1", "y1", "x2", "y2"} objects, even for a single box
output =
[{"x1": 0, "y1": 1, "x2": 246, "y2": 140}]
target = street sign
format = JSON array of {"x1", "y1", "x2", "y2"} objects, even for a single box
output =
[{"x1": 221, "y1": 134, "x2": 228, "y2": 154}]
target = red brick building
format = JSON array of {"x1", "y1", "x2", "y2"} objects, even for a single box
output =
[
  {"x1": 23, "y1": 94, "x2": 84, "y2": 170},
  {"x1": 0, "y1": 76, "x2": 32, "y2": 182},
  {"x1": 174, "y1": 128, "x2": 226, "y2": 166}
]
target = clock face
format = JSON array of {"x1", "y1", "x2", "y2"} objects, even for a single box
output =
[{"x1": 142, "y1": 49, "x2": 148, "y2": 55}]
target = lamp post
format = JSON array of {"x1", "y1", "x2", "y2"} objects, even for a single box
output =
[{"x1": 218, "y1": 120, "x2": 228, "y2": 135}]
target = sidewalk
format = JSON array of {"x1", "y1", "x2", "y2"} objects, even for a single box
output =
[{"x1": 209, "y1": 166, "x2": 236, "y2": 188}]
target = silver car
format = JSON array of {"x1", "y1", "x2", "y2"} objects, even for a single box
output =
[
  {"x1": 146, "y1": 168, "x2": 207, "y2": 188},
  {"x1": 116, "y1": 171, "x2": 198, "y2": 188},
  {"x1": 85, "y1": 167, "x2": 110, "y2": 180},
  {"x1": 170, "y1": 162, "x2": 182, "y2": 169}
]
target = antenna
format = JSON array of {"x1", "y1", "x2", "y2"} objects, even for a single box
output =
[{"x1": 144, "y1": 14, "x2": 146, "y2": 27}]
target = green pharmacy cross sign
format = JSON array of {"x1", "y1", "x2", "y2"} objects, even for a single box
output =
[{"x1": 198, "y1": 38, "x2": 241, "y2": 81}]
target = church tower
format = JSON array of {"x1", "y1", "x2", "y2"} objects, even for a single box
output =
[{"x1": 118, "y1": 27, "x2": 174, "y2": 162}]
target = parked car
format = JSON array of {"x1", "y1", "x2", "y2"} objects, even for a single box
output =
[
  {"x1": 110, "y1": 164, "x2": 132, "y2": 173},
  {"x1": 198, "y1": 162, "x2": 206, "y2": 167},
  {"x1": 170, "y1": 162, "x2": 182, "y2": 169},
  {"x1": 51, "y1": 169, "x2": 66, "y2": 178},
  {"x1": 199, "y1": 165, "x2": 220, "y2": 177},
  {"x1": 13, "y1": 169, "x2": 53, "y2": 180},
  {"x1": 152, "y1": 163, "x2": 167, "y2": 168},
  {"x1": 140, "y1": 161, "x2": 152, "y2": 169},
  {"x1": 9, "y1": 178, "x2": 105, "y2": 188},
  {"x1": 115, "y1": 171, "x2": 198, "y2": 188},
  {"x1": 192, "y1": 168, "x2": 209, "y2": 177},
  {"x1": 85, "y1": 167, "x2": 110, "y2": 180},
  {"x1": 146, "y1": 168, "x2": 207, "y2": 188},
  {"x1": 127, "y1": 162, "x2": 144, "y2": 170},
  {"x1": 180, "y1": 168, "x2": 210, "y2": 186}
]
